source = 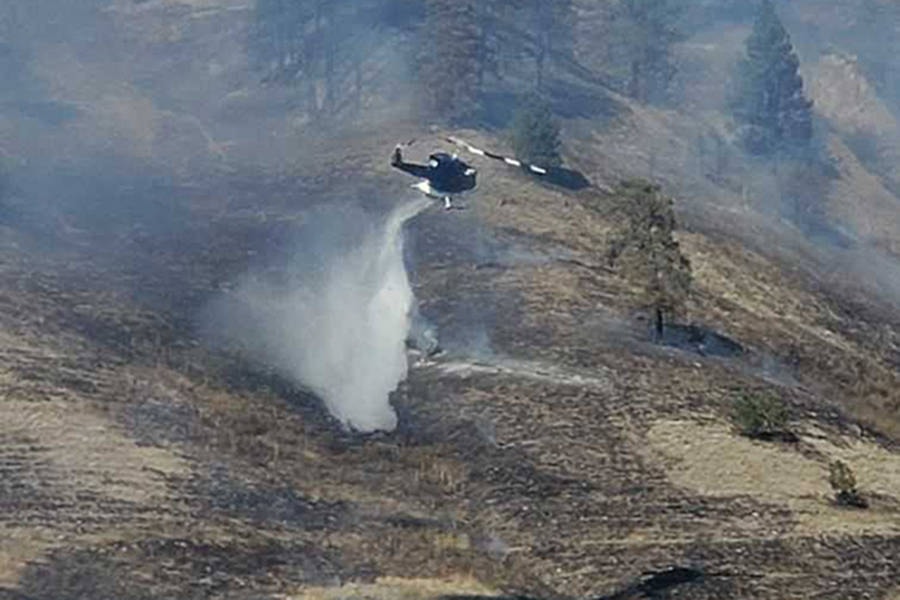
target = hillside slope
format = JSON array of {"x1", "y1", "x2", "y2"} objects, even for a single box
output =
[
  {"x1": 1, "y1": 1, "x2": 899, "y2": 599},
  {"x1": 0, "y1": 122, "x2": 898, "y2": 598}
]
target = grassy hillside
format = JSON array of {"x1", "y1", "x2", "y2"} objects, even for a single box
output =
[
  {"x1": 0, "y1": 1, "x2": 899, "y2": 599},
  {"x1": 1, "y1": 120, "x2": 898, "y2": 598}
]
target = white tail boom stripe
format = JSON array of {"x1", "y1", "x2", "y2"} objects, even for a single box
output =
[{"x1": 504, "y1": 158, "x2": 522, "y2": 167}]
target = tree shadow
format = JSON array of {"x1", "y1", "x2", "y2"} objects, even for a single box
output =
[{"x1": 656, "y1": 323, "x2": 744, "y2": 358}]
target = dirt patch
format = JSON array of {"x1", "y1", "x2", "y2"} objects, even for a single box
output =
[{"x1": 644, "y1": 418, "x2": 900, "y2": 535}]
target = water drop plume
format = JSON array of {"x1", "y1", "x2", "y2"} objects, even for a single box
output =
[{"x1": 206, "y1": 196, "x2": 431, "y2": 432}]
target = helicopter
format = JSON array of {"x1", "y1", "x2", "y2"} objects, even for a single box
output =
[{"x1": 391, "y1": 136, "x2": 552, "y2": 210}]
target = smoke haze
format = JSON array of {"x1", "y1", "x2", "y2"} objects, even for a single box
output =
[
  {"x1": 206, "y1": 197, "x2": 430, "y2": 432},
  {"x1": 3, "y1": 0, "x2": 900, "y2": 427}
]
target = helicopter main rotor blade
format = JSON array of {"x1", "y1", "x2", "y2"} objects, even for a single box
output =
[{"x1": 445, "y1": 136, "x2": 549, "y2": 175}]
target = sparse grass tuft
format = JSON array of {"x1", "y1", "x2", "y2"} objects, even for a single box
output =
[
  {"x1": 732, "y1": 392, "x2": 795, "y2": 441},
  {"x1": 828, "y1": 460, "x2": 868, "y2": 509}
]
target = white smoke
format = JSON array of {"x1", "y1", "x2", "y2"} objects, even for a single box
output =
[{"x1": 207, "y1": 197, "x2": 430, "y2": 432}]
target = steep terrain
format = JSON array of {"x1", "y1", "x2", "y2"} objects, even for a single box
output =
[
  {"x1": 1, "y1": 123, "x2": 898, "y2": 599},
  {"x1": 1, "y1": 1, "x2": 899, "y2": 599}
]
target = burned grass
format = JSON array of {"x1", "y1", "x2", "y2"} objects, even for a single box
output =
[
  {"x1": 16, "y1": 537, "x2": 350, "y2": 600},
  {"x1": 0, "y1": 127, "x2": 899, "y2": 600},
  {"x1": 183, "y1": 465, "x2": 350, "y2": 531}
]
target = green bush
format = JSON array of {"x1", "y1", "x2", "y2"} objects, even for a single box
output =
[
  {"x1": 828, "y1": 460, "x2": 868, "y2": 509},
  {"x1": 509, "y1": 96, "x2": 562, "y2": 169},
  {"x1": 732, "y1": 392, "x2": 791, "y2": 439}
]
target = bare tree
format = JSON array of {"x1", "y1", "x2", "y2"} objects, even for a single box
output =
[
  {"x1": 608, "y1": 0, "x2": 685, "y2": 104},
  {"x1": 419, "y1": 0, "x2": 485, "y2": 122},
  {"x1": 520, "y1": 0, "x2": 575, "y2": 91}
]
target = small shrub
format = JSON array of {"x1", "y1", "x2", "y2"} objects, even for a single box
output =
[
  {"x1": 732, "y1": 392, "x2": 793, "y2": 440},
  {"x1": 509, "y1": 96, "x2": 562, "y2": 169},
  {"x1": 828, "y1": 460, "x2": 868, "y2": 509}
]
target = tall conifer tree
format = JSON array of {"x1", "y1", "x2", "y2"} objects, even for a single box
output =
[
  {"x1": 730, "y1": 0, "x2": 813, "y2": 156},
  {"x1": 608, "y1": 181, "x2": 692, "y2": 338}
]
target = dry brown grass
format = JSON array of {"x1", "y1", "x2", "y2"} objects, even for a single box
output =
[
  {"x1": 680, "y1": 230, "x2": 900, "y2": 438},
  {"x1": 683, "y1": 233, "x2": 838, "y2": 334},
  {"x1": 414, "y1": 454, "x2": 469, "y2": 496},
  {"x1": 0, "y1": 528, "x2": 58, "y2": 585},
  {"x1": 2, "y1": 399, "x2": 187, "y2": 503},
  {"x1": 499, "y1": 265, "x2": 597, "y2": 323},
  {"x1": 285, "y1": 575, "x2": 496, "y2": 600},
  {"x1": 2, "y1": 89, "x2": 900, "y2": 598},
  {"x1": 427, "y1": 129, "x2": 900, "y2": 443},
  {"x1": 645, "y1": 418, "x2": 900, "y2": 535},
  {"x1": 827, "y1": 137, "x2": 900, "y2": 256},
  {"x1": 808, "y1": 53, "x2": 898, "y2": 135},
  {"x1": 0, "y1": 390, "x2": 191, "y2": 583}
]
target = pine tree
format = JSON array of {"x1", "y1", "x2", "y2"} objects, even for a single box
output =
[
  {"x1": 509, "y1": 97, "x2": 562, "y2": 168},
  {"x1": 608, "y1": 180, "x2": 692, "y2": 338},
  {"x1": 730, "y1": 0, "x2": 813, "y2": 156},
  {"x1": 610, "y1": 0, "x2": 685, "y2": 104},
  {"x1": 420, "y1": 0, "x2": 485, "y2": 122}
]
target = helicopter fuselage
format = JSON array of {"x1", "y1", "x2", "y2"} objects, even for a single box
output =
[{"x1": 391, "y1": 148, "x2": 477, "y2": 197}]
